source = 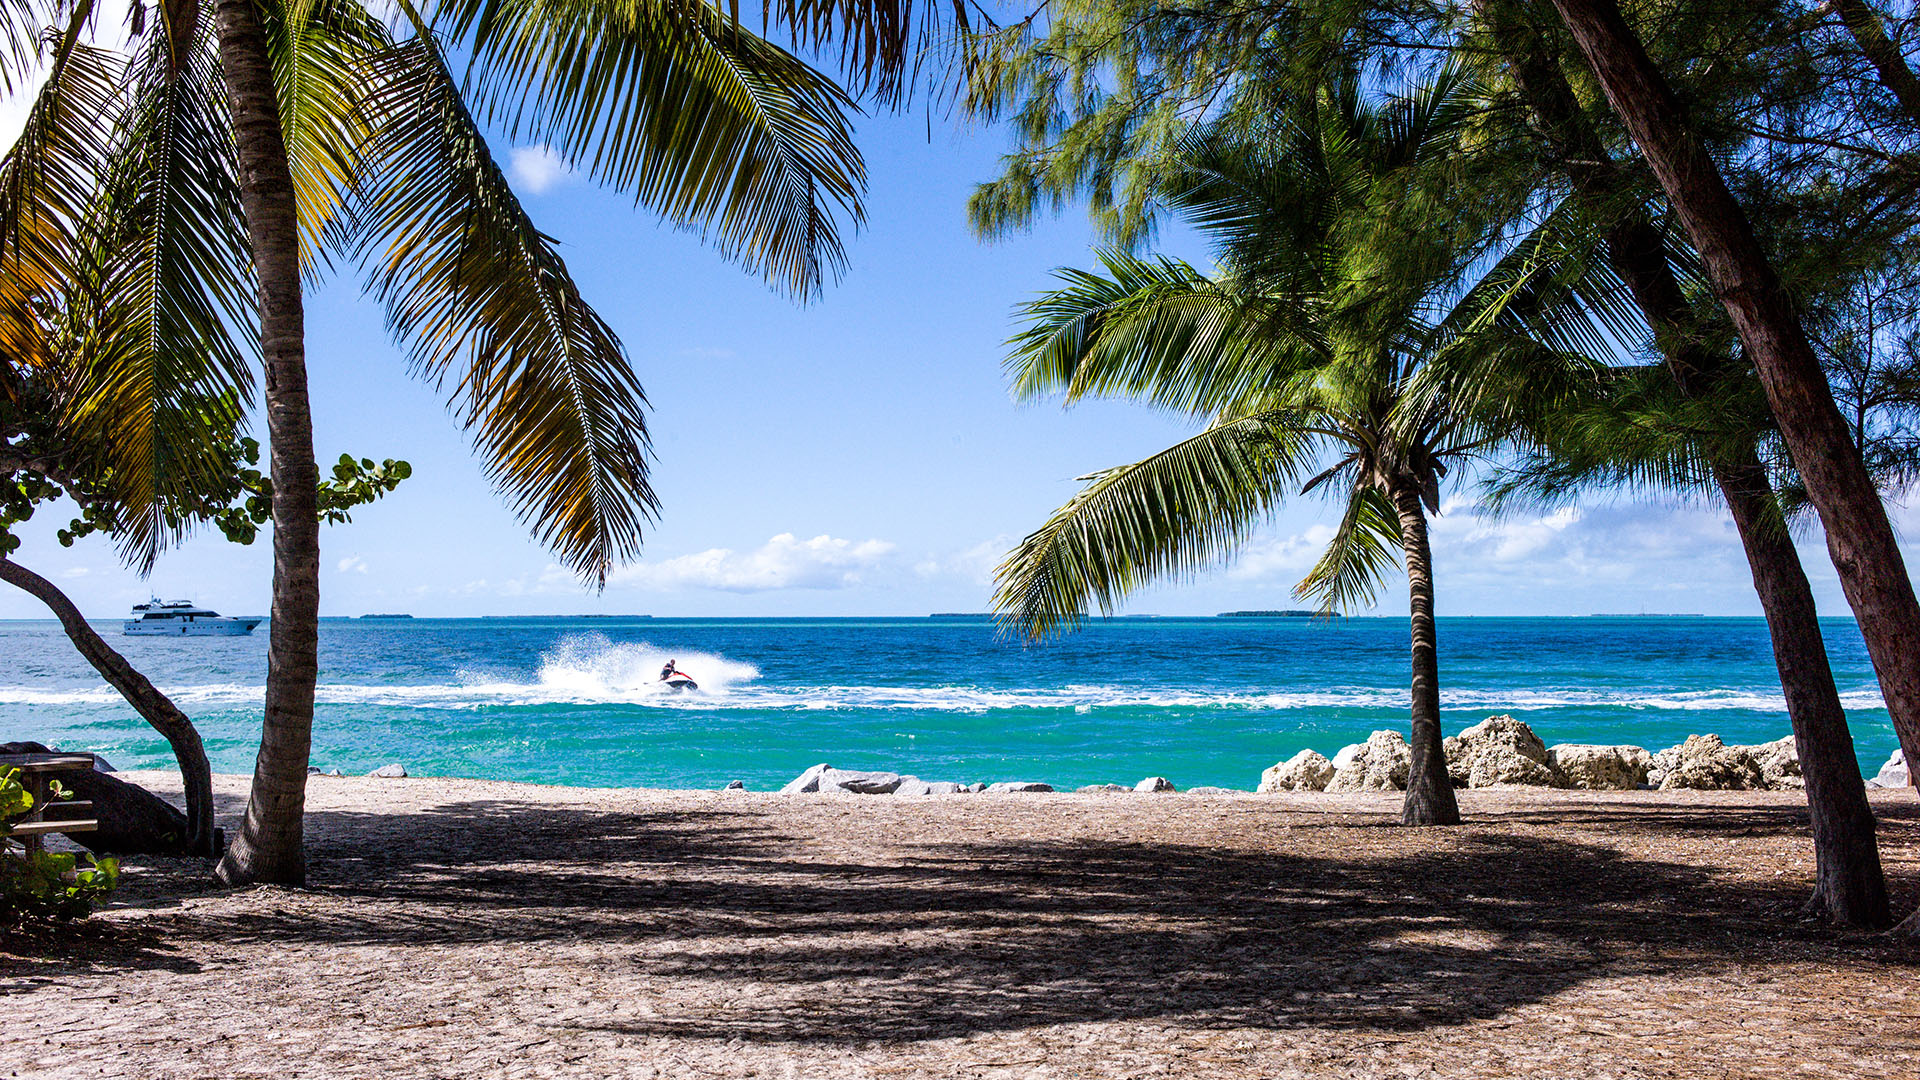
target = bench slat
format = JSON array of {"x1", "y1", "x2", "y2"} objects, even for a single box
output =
[{"x1": 7, "y1": 819, "x2": 100, "y2": 836}]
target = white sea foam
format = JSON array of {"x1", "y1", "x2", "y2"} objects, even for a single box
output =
[
  {"x1": 522, "y1": 633, "x2": 760, "y2": 700},
  {"x1": 0, "y1": 629, "x2": 1887, "y2": 718}
]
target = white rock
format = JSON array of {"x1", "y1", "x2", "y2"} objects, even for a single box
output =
[
  {"x1": 1747, "y1": 736, "x2": 1802, "y2": 789},
  {"x1": 1444, "y1": 715, "x2": 1554, "y2": 788},
  {"x1": 892, "y1": 777, "x2": 965, "y2": 796},
  {"x1": 962, "y1": 782, "x2": 987, "y2": 793},
  {"x1": 1546, "y1": 744, "x2": 1653, "y2": 790},
  {"x1": 1330, "y1": 743, "x2": 1364, "y2": 773},
  {"x1": 983, "y1": 781, "x2": 1054, "y2": 793},
  {"x1": 1076, "y1": 784, "x2": 1130, "y2": 793},
  {"x1": 817, "y1": 769, "x2": 904, "y2": 795},
  {"x1": 1134, "y1": 776, "x2": 1176, "y2": 792},
  {"x1": 1186, "y1": 786, "x2": 1241, "y2": 795},
  {"x1": 1326, "y1": 731, "x2": 1411, "y2": 792},
  {"x1": 1259, "y1": 749, "x2": 1334, "y2": 793},
  {"x1": 779, "y1": 763, "x2": 833, "y2": 794},
  {"x1": 1868, "y1": 749, "x2": 1910, "y2": 788},
  {"x1": 1652, "y1": 735, "x2": 1763, "y2": 791},
  {"x1": 369, "y1": 763, "x2": 407, "y2": 778}
]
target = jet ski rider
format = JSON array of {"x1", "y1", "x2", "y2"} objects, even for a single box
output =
[{"x1": 660, "y1": 659, "x2": 684, "y2": 683}]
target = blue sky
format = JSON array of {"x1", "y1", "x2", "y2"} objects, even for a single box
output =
[{"x1": 4, "y1": 51, "x2": 1918, "y2": 620}]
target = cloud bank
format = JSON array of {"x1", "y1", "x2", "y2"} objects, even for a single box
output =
[{"x1": 611, "y1": 533, "x2": 897, "y2": 592}]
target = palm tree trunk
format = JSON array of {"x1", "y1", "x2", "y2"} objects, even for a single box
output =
[
  {"x1": 1386, "y1": 477, "x2": 1460, "y2": 827},
  {"x1": 212, "y1": 0, "x2": 319, "y2": 887},
  {"x1": 1547, "y1": 0, "x2": 1920, "y2": 838},
  {"x1": 0, "y1": 556, "x2": 218, "y2": 856},
  {"x1": 1480, "y1": 10, "x2": 1892, "y2": 926}
]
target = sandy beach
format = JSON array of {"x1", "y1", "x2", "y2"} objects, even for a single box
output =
[{"x1": 4, "y1": 772, "x2": 1918, "y2": 1079}]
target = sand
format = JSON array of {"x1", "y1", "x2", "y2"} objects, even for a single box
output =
[{"x1": 3, "y1": 771, "x2": 1917, "y2": 1079}]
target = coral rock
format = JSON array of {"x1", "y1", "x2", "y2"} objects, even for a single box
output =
[
  {"x1": 1326, "y1": 731, "x2": 1412, "y2": 792},
  {"x1": 1258, "y1": 750, "x2": 1335, "y2": 793}
]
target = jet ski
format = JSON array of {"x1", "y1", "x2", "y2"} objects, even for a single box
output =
[{"x1": 664, "y1": 674, "x2": 699, "y2": 692}]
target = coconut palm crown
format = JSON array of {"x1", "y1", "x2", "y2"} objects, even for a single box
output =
[
  {"x1": 993, "y1": 70, "x2": 1618, "y2": 825},
  {"x1": 0, "y1": 0, "x2": 896, "y2": 578}
]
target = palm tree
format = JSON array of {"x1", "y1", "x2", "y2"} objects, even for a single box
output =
[
  {"x1": 0, "y1": 0, "x2": 932, "y2": 884},
  {"x1": 993, "y1": 73, "x2": 1607, "y2": 826}
]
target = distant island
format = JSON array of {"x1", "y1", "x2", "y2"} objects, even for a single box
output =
[
  {"x1": 1217, "y1": 609, "x2": 1339, "y2": 618},
  {"x1": 1588, "y1": 613, "x2": 1706, "y2": 617},
  {"x1": 929, "y1": 613, "x2": 996, "y2": 619},
  {"x1": 358, "y1": 614, "x2": 414, "y2": 619}
]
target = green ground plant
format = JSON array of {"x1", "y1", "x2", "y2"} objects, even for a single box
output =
[{"x1": 0, "y1": 769, "x2": 117, "y2": 924}]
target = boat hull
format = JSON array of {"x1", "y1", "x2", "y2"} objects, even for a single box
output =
[{"x1": 123, "y1": 619, "x2": 262, "y2": 637}]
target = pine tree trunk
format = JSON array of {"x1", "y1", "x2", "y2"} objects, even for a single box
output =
[
  {"x1": 1386, "y1": 478, "x2": 1460, "y2": 827},
  {"x1": 1547, "y1": 0, "x2": 1920, "y2": 826},
  {"x1": 0, "y1": 556, "x2": 218, "y2": 856},
  {"x1": 1486, "y1": 7, "x2": 1894, "y2": 926},
  {"x1": 1830, "y1": 0, "x2": 1920, "y2": 122},
  {"x1": 212, "y1": 0, "x2": 318, "y2": 887},
  {"x1": 1713, "y1": 463, "x2": 1891, "y2": 926}
]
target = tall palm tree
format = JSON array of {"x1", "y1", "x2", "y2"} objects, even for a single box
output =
[
  {"x1": 0, "y1": 0, "x2": 931, "y2": 883},
  {"x1": 993, "y1": 73, "x2": 1609, "y2": 826}
]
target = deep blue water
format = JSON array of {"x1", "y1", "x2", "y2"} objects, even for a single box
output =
[{"x1": 0, "y1": 616, "x2": 1899, "y2": 790}]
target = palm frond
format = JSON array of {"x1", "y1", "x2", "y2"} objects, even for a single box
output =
[
  {"x1": 432, "y1": 0, "x2": 866, "y2": 297},
  {"x1": 992, "y1": 411, "x2": 1317, "y2": 640},
  {"x1": 0, "y1": 7, "x2": 118, "y2": 371},
  {"x1": 263, "y1": 0, "x2": 385, "y2": 278},
  {"x1": 350, "y1": 14, "x2": 656, "y2": 584},
  {"x1": 1008, "y1": 249, "x2": 1327, "y2": 417},
  {"x1": 64, "y1": 13, "x2": 255, "y2": 569},
  {"x1": 1293, "y1": 484, "x2": 1400, "y2": 614}
]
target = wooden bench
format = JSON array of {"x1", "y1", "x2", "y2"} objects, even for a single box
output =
[{"x1": 0, "y1": 753, "x2": 100, "y2": 855}]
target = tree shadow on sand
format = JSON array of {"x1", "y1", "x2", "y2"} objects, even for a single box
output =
[{"x1": 77, "y1": 795, "x2": 1919, "y2": 1044}]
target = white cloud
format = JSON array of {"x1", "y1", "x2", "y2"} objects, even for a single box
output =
[
  {"x1": 1226, "y1": 523, "x2": 1338, "y2": 583},
  {"x1": 611, "y1": 533, "x2": 897, "y2": 592},
  {"x1": 58, "y1": 567, "x2": 89, "y2": 579},
  {"x1": 336, "y1": 556, "x2": 368, "y2": 574},
  {"x1": 914, "y1": 535, "x2": 1015, "y2": 584},
  {"x1": 508, "y1": 147, "x2": 574, "y2": 194}
]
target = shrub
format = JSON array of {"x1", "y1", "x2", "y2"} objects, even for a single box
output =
[{"x1": 1, "y1": 768, "x2": 117, "y2": 924}]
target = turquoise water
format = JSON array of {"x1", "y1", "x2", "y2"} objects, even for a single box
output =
[{"x1": 0, "y1": 615, "x2": 1898, "y2": 789}]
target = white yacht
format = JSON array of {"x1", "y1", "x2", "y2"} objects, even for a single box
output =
[{"x1": 123, "y1": 599, "x2": 262, "y2": 637}]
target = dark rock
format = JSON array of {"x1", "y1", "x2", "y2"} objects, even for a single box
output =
[
  {"x1": 983, "y1": 781, "x2": 1053, "y2": 793},
  {"x1": 1, "y1": 741, "x2": 190, "y2": 854},
  {"x1": 723, "y1": 780, "x2": 746, "y2": 790}
]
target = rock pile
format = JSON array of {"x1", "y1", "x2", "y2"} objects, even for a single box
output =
[
  {"x1": 776, "y1": 765, "x2": 1059, "y2": 795},
  {"x1": 1255, "y1": 718, "x2": 1834, "y2": 793}
]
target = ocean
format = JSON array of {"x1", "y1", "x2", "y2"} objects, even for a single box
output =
[{"x1": 0, "y1": 615, "x2": 1899, "y2": 790}]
